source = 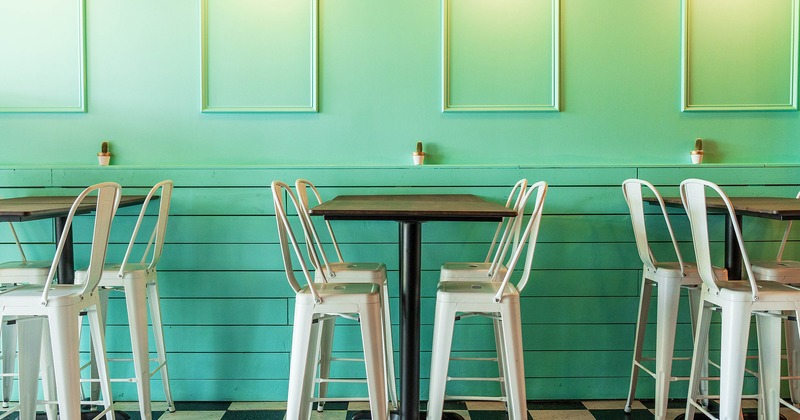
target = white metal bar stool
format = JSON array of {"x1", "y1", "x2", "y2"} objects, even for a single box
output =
[
  {"x1": 427, "y1": 181, "x2": 547, "y2": 420},
  {"x1": 76, "y1": 180, "x2": 175, "y2": 420},
  {"x1": 0, "y1": 182, "x2": 121, "y2": 420},
  {"x1": 273, "y1": 181, "x2": 388, "y2": 420},
  {"x1": 436, "y1": 179, "x2": 527, "y2": 402},
  {"x1": 0, "y1": 221, "x2": 53, "y2": 413},
  {"x1": 750, "y1": 190, "x2": 800, "y2": 403},
  {"x1": 681, "y1": 178, "x2": 800, "y2": 420},
  {"x1": 622, "y1": 179, "x2": 727, "y2": 419},
  {"x1": 295, "y1": 179, "x2": 398, "y2": 411}
]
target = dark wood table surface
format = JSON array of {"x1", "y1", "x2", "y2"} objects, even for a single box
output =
[
  {"x1": 0, "y1": 195, "x2": 150, "y2": 284},
  {"x1": 310, "y1": 194, "x2": 516, "y2": 420},
  {"x1": 645, "y1": 196, "x2": 800, "y2": 279}
]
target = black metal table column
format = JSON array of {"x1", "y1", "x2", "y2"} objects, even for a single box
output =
[
  {"x1": 54, "y1": 216, "x2": 74, "y2": 284},
  {"x1": 399, "y1": 221, "x2": 421, "y2": 420},
  {"x1": 724, "y1": 214, "x2": 744, "y2": 280}
]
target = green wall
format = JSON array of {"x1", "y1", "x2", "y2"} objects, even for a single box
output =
[
  {"x1": 2, "y1": 0, "x2": 800, "y2": 405},
  {"x1": 0, "y1": 0, "x2": 798, "y2": 165}
]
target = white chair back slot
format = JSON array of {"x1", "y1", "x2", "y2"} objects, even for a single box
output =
[
  {"x1": 295, "y1": 179, "x2": 343, "y2": 279},
  {"x1": 272, "y1": 180, "x2": 326, "y2": 303},
  {"x1": 493, "y1": 181, "x2": 547, "y2": 302},
  {"x1": 118, "y1": 180, "x2": 174, "y2": 278},
  {"x1": 296, "y1": 179, "x2": 344, "y2": 262},
  {"x1": 484, "y1": 179, "x2": 528, "y2": 279},
  {"x1": 775, "y1": 190, "x2": 800, "y2": 262},
  {"x1": 7, "y1": 223, "x2": 28, "y2": 264},
  {"x1": 622, "y1": 179, "x2": 685, "y2": 274},
  {"x1": 42, "y1": 182, "x2": 121, "y2": 305},
  {"x1": 485, "y1": 179, "x2": 528, "y2": 265},
  {"x1": 680, "y1": 179, "x2": 758, "y2": 299}
]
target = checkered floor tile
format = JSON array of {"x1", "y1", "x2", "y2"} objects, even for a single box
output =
[{"x1": 98, "y1": 399, "x2": 800, "y2": 420}]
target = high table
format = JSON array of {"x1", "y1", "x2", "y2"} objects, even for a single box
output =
[
  {"x1": 0, "y1": 195, "x2": 150, "y2": 419},
  {"x1": 0, "y1": 195, "x2": 150, "y2": 284},
  {"x1": 645, "y1": 196, "x2": 800, "y2": 280},
  {"x1": 644, "y1": 196, "x2": 800, "y2": 420},
  {"x1": 310, "y1": 194, "x2": 517, "y2": 420}
]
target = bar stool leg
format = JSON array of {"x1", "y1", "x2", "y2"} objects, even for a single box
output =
[
  {"x1": 147, "y1": 281, "x2": 175, "y2": 412},
  {"x1": 427, "y1": 301, "x2": 457, "y2": 420},
  {"x1": 49, "y1": 310, "x2": 83, "y2": 420},
  {"x1": 499, "y1": 301, "x2": 526, "y2": 420},
  {"x1": 717, "y1": 302, "x2": 751, "y2": 420},
  {"x1": 380, "y1": 283, "x2": 398, "y2": 410},
  {"x1": 124, "y1": 279, "x2": 152, "y2": 420},
  {"x1": 756, "y1": 312, "x2": 782, "y2": 420},
  {"x1": 39, "y1": 323, "x2": 57, "y2": 420},
  {"x1": 314, "y1": 316, "x2": 335, "y2": 411},
  {"x1": 626, "y1": 276, "x2": 653, "y2": 413},
  {"x1": 785, "y1": 315, "x2": 800, "y2": 405},
  {"x1": 686, "y1": 301, "x2": 713, "y2": 419},
  {"x1": 287, "y1": 307, "x2": 316, "y2": 420},
  {"x1": 654, "y1": 279, "x2": 682, "y2": 420},
  {"x1": 360, "y1": 302, "x2": 388, "y2": 420},
  {"x1": 17, "y1": 318, "x2": 43, "y2": 420},
  {"x1": 1, "y1": 320, "x2": 16, "y2": 409}
]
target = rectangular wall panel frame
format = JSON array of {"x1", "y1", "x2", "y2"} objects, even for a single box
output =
[
  {"x1": 0, "y1": 0, "x2": 86, "y2": 113},
  {"x1": 681, "y1": 0, "x2": 799, "y2": 112},
  {"x1": 201, "y1": 0, "x2": 318, "y2": 113},
  {"x1": 442, "y1": 0, "x2": 560, "y2": 112}
]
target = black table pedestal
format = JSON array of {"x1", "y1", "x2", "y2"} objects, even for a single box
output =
[{"x1": 400, "y1": 221, "x2": 422, "y2": 420}]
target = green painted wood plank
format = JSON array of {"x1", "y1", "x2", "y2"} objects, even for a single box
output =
[
  {"x1": 154, "y1": 271, "x2": 293, "y2": 298},
  {"x1": 98, "y1": 352, "x2": 289, "y2": 380},
  {"x1": 639, "y1": 166, "x2": 800, "y2": 185},
  {"x1": 101, "y1": 298, "x2": 288, "y2": 326},
  {"x1": 95, "y1": 326, "x2": 293, "y2": 353},
  {"x1": 0, "y1": 170, "x2": 52, "y2": 187},
  {"x1": 50, "y1": 166, "x2": 636, "y2": 189}
]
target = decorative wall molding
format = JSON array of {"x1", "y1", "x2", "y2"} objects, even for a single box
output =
[
  {"x1": 0, "y1": 0, "x2": 86, "y2": 113},
  {"x1": 681, "y1": 0, "x2": 799, "y2": 111},
  {"x1": 442, "y1": 0, "x2": 560, "y2": 112},
  {"x1": 201, "y1": 0, "x2": 318, "y2": 113}
]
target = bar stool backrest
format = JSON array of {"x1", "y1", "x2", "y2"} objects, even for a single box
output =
[
  {"x1": 272, "y1": 180, "x2": 327, "y2": 303},
  {"x1": 493, "y1": 181, "x2": 547, "y2": 302},
  {"x1": 295, "y1": 179, "x2": 343, "y2": 278},
  {"x1": 680, "y1": 178, "x2": 758, "y2": 299},
  {"x1": 622, "y1": 179, "x2": 685, "y2": 274},
  {"x1": 484, "y1": 179, "x2": 528, "y2": 265},
  {"x1": 117, "y1": 180, "x2": 173, "y2": 277},
  {"x1": 42, "y1": 182, "x2": 121, "y2": 305}
]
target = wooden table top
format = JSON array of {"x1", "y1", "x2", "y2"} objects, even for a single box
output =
[
  {"x1": 309, "y1": 194, "x2": 517, "y2": 222},
  {"x1": 0, "y1": 195, "x2": 150, "y2": 222},
  {"x1": 647, "y1": 196, "x2": 800, "y2": 220}
]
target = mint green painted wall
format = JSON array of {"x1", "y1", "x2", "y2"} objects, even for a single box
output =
[{"x1": 0, "y1": 0, "x2": 798, "y2": 165}]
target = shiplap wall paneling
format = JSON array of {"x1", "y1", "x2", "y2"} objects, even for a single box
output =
[{"x1": 9, "y1": 165, "x2": 793, "y2": 400}]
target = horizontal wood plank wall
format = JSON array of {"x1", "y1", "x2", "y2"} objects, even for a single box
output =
[{"x1": 0, "y1": 164, "x2": 798, "y2": 401}]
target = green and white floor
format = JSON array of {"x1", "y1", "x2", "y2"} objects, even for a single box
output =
[{"x1": 107, "y1": 399, "x2": 800, "y2": 419}]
